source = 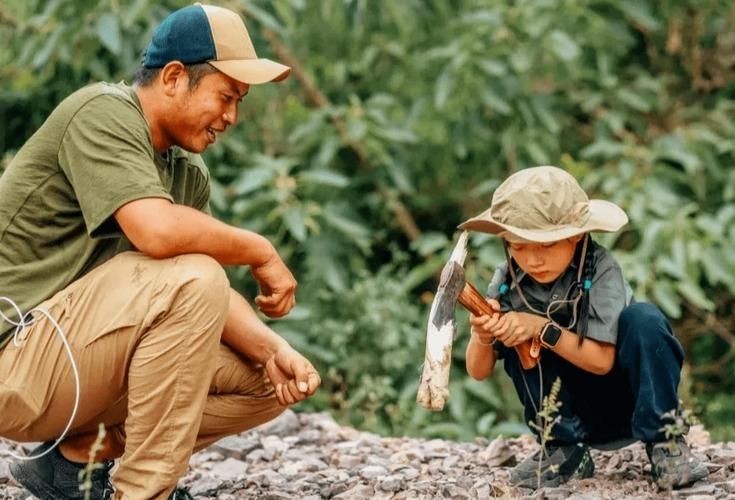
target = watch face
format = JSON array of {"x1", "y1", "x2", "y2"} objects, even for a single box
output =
[{"x1": 542, "y1": 323, "x2": 562, "y2": 347}]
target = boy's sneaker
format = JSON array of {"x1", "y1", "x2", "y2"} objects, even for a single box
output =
[
  {"x1": 510, "y1": 442, "x2": 594, "y2": 489},
  {"x1": 9, "y1": 441, "x2": 113, "y2": 500},
  {"x1": 646, "y1": 437, "x2": 709, "y2": 489}
]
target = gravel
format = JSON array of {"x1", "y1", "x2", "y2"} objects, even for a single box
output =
[{"x1": 1, "y1": 410, "x2": 733, "y2": 499}]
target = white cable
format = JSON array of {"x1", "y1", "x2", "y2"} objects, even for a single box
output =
[{"x1": 0, "y1": 296, "x2": 80, "y2": 461}]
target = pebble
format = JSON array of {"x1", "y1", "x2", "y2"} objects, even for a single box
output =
[{"x1": 1, "y1": 414, "x2": 732, "y2": 499}]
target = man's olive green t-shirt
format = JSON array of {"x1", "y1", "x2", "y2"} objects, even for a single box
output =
[{"x1": 0, "y1": 82, "x2": 211, "y2": 347}]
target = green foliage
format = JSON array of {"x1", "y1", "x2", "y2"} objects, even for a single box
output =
[
  {"x1": 275, "y1": 257, "x2": 524, "y2": 439},
  {"x1": 529, "y1": 377, "x2": 563, "y2": 490},
  {"x1": 2, "y1": 0, "x2": 735, "y2": 440},
  {"x1": 659, "y1": 402, "x2": 700, "y2": 441}
]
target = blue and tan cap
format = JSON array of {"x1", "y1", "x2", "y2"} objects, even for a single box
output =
[{"x1": 143, "y1": 3, "x2": 290, "y2": 84}]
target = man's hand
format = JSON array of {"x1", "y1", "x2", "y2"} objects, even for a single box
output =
[
  {"x1": 264, "y1": 345, "x2": 321, "y2": 406},
  {"x1": 250, "y1": 252, "x2": 297, "y2": 318},
  {"x1": 490, "y1": 311, "x2": 546, "y2": 347}
]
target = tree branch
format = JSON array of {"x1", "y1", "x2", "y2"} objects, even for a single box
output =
[{"x1": 260, "y1": 28, "x2": 422, "y2": 242}]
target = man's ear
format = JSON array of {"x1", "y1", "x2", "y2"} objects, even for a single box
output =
[{"x1": 159, "y1": 61, "x2": 188, "y2": 97}]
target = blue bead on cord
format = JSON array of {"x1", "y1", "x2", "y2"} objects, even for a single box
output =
[
  {"x1": 583, "y1": 279, "x2": 592, "y2": 290},
  {"x1": 499, "y1": 283, "x2": 509, "y2": 295}
]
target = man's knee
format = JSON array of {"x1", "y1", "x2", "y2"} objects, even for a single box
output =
[{"x1": 169, "y1": 254, "x2": 230, "y2": 315}]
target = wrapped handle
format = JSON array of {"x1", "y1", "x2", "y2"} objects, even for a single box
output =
[{"x1": 458, "y1": 281, "x2": 540, "y2": 370}]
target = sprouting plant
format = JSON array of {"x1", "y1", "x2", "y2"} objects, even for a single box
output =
[
  {"x1": 528, "y1": 377, "x2": 562, "y2": 490},
  {"x1": 659, "y1": 401, "x2": 700, "y2": 447},
  {"x1": 78, "y1": 423, "x2": 107, "y2": 500}
]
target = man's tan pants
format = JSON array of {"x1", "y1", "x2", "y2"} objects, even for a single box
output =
[{"x1": 0, "y1": 252, "x2": 284, "y2": 499}]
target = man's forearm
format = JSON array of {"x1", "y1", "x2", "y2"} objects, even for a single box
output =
[
  {"x1": 221, "y1": 288, "x2": 289, "y2": 364},
  {"x1": 115, "y1": 198, "x2": 276, "y2": 266}
]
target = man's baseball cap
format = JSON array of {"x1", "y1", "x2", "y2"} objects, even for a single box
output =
[{"x1": 143, "y1": 3, "x2": 290, "y2": 84}]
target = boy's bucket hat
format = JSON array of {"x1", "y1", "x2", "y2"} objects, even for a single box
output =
[
  {"x1": 143, "y1": 4, "x2": 290, "y2": 84},
  {"x1": 459, "y1": 166, "x2": 628, "y2": 243}
]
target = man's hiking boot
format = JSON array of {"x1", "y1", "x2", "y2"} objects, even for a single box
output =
[
  {"x1": 510, "y1": 442, "x2": 594, "y2": 489},
  {"x1": 646, "y1": 437, "x2": 709, "y2": 489},
  {"x1": 11, "y1": 441, "x2": 195, "y2": 499},
  {"x1": 9, "y1": 441, "x2": 114, "y2": 500}
]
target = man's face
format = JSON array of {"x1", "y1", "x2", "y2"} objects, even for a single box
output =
[{"x1": 167, "y1": 70, "x2": 250, "y2": 153}]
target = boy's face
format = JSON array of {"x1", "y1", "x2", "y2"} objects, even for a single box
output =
[{"x1": 507, "y1": 235, "x2": 583, "y2": 284}]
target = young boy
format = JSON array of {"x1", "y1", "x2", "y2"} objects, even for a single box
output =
[{"x1": 460, "y1": 166, "x2": 708, "y2": 490}]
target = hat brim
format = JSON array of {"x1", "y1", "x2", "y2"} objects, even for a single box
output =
[
  {"x1": 458, "y1": 199, "x2": 628, "y2": 243},
  {"x1": 210, "y1": 58, "x2": 291, "y2": 84}
]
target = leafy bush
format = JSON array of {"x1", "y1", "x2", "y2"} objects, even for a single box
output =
[{"x1": 2, "y1": 0, "x2": 735, "y2": 440}]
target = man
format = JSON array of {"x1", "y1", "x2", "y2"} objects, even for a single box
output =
[{"x1": 0, "y1": 4, "x2": 320, "y2": 499}]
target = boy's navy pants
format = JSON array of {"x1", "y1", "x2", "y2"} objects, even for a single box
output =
[{"x1": 502, "y1": 302, "x2": 685, "y2": 445}]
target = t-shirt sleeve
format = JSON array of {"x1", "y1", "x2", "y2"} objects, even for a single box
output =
[
  {"x1": 186, "y1": 154, "x2": 212, "y2": 215},
  {"x1": 58, "y1": 94, "x2": 172, "y2": 238},
  {"x1": 586, "y1": 251, "x2": 628, "y2": 344},
  {"x1": 484, "y1": 262, "x2": 511, "y2": 358}
]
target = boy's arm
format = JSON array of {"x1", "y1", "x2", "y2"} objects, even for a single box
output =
[
  {"x1": 465, "y1": 332, "x2": 498, "y2": 379},
  {"x1": 545, "y1": 327, "x2": 616, "y2": 375},
  {"x1": 494, "y1": 311, "x2": 616, "y2": 375},
  {"x1": 465, "y1": 299, "x2": 503, "y2": 379}
]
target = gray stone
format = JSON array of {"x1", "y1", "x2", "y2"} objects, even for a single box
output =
[
  {"x1": 333, "y1": 454, "x2": 364, "y2": 469},
  {"x1": 378, "y1": 474, "x2": 406, "y2": 492},
  {"x1": 211, "y1": 435, "x2": 260, "y2": 460},
  {"x1": 0, "y1": 459, "x2": 10, "y2": 482},
  {"x1": 186, "y1": 477, "x2": 226, "y2": 497},
  {"x1": 260, "y1": 435, "x2": 289, "y2": 461},
  {"x1": 718, "y1": 478, "x2": 735, "y2": 493},
  {"x1": 333, "y1": 483, "x2": 376, "y2": 500},
  {"x1": 257, "y1": 409, "x2": 301, "y2": 437},
  {"x1": 209, "y1": 458, "x2": 246, "y2": 481},
  {"x1": 359, "y1": 464, "x2": 388, "y2": 479}
]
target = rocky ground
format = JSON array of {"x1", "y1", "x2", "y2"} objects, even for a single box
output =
[{"x1": 1, "y1": 410, "x2": 733, "y2": 499}]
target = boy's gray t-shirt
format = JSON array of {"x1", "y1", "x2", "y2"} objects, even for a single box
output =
[{"x1": 487, "y1": 242, "x2": 633, "y2": 346}]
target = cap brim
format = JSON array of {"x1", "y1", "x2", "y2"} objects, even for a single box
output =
[
  {"x1": 209, "y1": 58, "x2": 291, "y2": 84},
  {"x1": 458, "y1": 199, "x2": 628, "y2": 243}
]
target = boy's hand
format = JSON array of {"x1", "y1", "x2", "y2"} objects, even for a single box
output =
[
  {"x1": 490, "y1": 312, "x2": 546, "y2": 347},
  {"x1": 468, "y1": 298, "x2": 502, "y2": 346}
]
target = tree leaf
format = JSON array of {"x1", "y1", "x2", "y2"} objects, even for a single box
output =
[
  {"x1": 282, "y1": 206, "x2": 307, "y2": 241},
  {"x1": 298, "y1": 169, "x2": 350, "y2": 188},
  {"x1": 549, "y1": 30, "x2": 580, "y2": 61},
  {"x1": 97, "y1": 13, "x2": 122, "y2": 55}
]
